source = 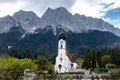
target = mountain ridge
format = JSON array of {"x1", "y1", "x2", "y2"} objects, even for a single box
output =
[{"x1": 0, "y1": 7, "x2": 120, "y2": 37}]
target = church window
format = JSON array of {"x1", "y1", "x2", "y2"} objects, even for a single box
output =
[
  {"x1": 61, "y1": 44, "x2": 63, "y2": 49},
  {"x1": 71, "y1": 63, "x2": 73, "y2": 69},
  {"x1": 58, "y1": 64, "x2": 62, "y2": 69}
]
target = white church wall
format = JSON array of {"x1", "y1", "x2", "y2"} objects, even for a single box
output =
[
  {"x1": 58, "y1": 49, "x2": 66, "y2": 56},
  {"x1": 73, "y1": 63, "x2": 78, "y2": 69}
]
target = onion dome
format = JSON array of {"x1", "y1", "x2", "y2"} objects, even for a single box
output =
[{"x1": 59, "y1": 32, "x2": 66, "y2": 40}]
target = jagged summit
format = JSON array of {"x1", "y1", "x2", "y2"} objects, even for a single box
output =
[
  {"x1": 42, "y1": 7, "x2": 72, "y2": 19},
  {"x1": 43, "y1": 7, "x2": 69, "y2": 16},
  {"x1": 39, "y1": 7, "x2": 74, "y2": 32},
  {"x1": 12, "y1": 10, "x2": 40, "y2": 31},
  {"x1": 0, "y1": 7, "x2": 120, "y2": 36},
  {"x1": 54, "y1": 7, "x2": 70, "y2": 14},
  {"x1": 40, "y1": 7, "x2": 120, "y2": 36},
  {"x1": 0, "y1": 15, "x2": 20, "y2": 33},
  {"x1": 14, "y1": 10, "x2": 39, "y2": 17}
]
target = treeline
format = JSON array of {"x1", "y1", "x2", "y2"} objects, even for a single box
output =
[
  {"x1": 7, "y1": 50, "x2": 56, "y2": 63},
  {"x1": 81, "y1": 48, "x2": 120, "y2": 69},
  {"x1": 7, "y1": 50, "x2": 39, "y2": 59}
]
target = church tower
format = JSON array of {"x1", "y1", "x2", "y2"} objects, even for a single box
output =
[{"x1": 55, "y1": 32, "x2": 72, "y2": 73}]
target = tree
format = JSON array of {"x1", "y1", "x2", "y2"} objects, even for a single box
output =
[
  {"x1": 81, "y1": 49, "x2": 97, "y2": 69},
  {"x1": 96, "y1": 51, "x2": 102, "y2": 68},
  {"x1": 91, "y1": 50, "x2": 96, "y2": 68},
  {"x1": 101, "y1": 55, "x2": 111, "y2": 68},
  {"x1": 23, "y1": 51, "x2": 31, "y2": 58},
  {"x1": 8, "y1": 50, "x2": 21, "y2": 58},
  {"x1": 109, "y1": 48, "x2": 120, "y2": 67},
  {"x1": 35, "y1": 56, "x2": 52, "y2": 71},
  {"x1": 82, "y1": 48, "x2": 120, "y2": 69},
  {"x1": 81, "y1": 49, "x2": 92, "y2": 69}
]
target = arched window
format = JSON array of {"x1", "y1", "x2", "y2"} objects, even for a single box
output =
[{"x1": 61, "y1": 44, "x2": 63, "y2": 49}]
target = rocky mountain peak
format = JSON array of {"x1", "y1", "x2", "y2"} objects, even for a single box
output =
[
  {"x1": 12, "y1": 10, "x2": 40, "y2": 31},
  {"x1": 1, "y1": 15, "x2": 13, "y2": 21},
  {"x1": 54, "y1": 7, "x2": 70, "y2": 14},
  {"x1": 13, "y1": 10, "x2": 39, "y2": 20},
  {"x1": 40, "y1": 7, "x2": 120, "y2": 36},
  {"x1": 39, "y1": 7, "x2": 74, "y2": 31},
  {"x1": 0, "y1": 15, "x2": 20, "y2": 33},
  {"x1": 42, "y1": 7, "x2": 71, "y2": 18}
]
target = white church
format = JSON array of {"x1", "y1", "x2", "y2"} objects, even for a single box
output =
[{"x1": 55, "y1": 32, "x2": 78, "y2": 73}]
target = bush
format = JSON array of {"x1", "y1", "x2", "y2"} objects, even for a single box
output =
[
  {"x1": 109, "y1": 69, "x2": 120, "y2": 80},
  {"x1": 106, "y1": 63, "x2": 117, "y2": 69}
]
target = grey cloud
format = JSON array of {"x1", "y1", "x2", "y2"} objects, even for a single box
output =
[
  {"x1": 28, "y1": 0, "x2": 75, "y2": 8},
  {"x1": 0, "y1": 0, "x2": 76, "y2": 17},
  {"x1": 100, "y1": 2, "x2": 115, "y2": 9},
  {"x1": 0, "y1": 0, "x2": 20, "y2": 3},
  {"x1": 23, "y1": 0, "x2": 76, "y2": 16}
]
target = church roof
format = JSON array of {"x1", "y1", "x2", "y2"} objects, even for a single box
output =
[{"x1": 66, "y1": 50, "x2": 75, "y2": 62}]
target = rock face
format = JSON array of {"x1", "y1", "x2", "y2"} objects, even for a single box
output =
[
  {"x1": 38, "y1": 7, "x2": 120, "y2": 36},
  {"x1": 12, "y1": 10, "x2": 40, "y2": 31},
  {"x1": 0, "y1": 7, "x2": 120, "y2": 36},
  {"x1": 0, "y1": 15, "x2": 20, "y2": 33}
]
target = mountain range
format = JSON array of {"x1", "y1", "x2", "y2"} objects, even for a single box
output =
[
  {"x1": 1, "y1": 7, "x2": 120, "y2": 36},
  {"x1": 0, "y1": 7, "x2": 120, "y2": 56}
]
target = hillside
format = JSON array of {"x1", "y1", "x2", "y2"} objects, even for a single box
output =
[{"x1": 0, "y1": 26, "x2": 120, "y2": 57}]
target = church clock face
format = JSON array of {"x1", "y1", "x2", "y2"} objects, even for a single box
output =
[{"x1": 60, "y1": 56, "x2": 63, "y2": 63}]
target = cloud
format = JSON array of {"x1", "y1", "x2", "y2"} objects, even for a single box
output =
[
  {"x1": 71, "y1": 0, "x2": 120, "y2": 18},
  {"x1": 71, "y1": 0, "x2": 104, "y2": 18},
  {"x1": 0, "y1": 0, "x2": 19, "y2": 3},
  {"x1": 23, "y1": 0, "x2": 76, "y2": 17},
  {"x1": 0, "y1": 0, "x2": 75, "y2": 17},
  {"x1": 0, "y1": 1, "x2": 26, "y2": 17}
]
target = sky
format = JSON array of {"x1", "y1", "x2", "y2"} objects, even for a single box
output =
[{"x1": 0, "y1": 0, "x2": 120, "y2": 28}]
